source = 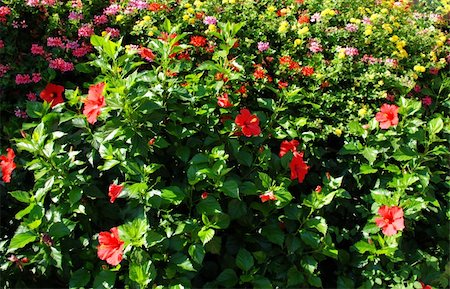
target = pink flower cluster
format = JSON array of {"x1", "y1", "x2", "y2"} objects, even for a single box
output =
[
  {"x1": 0, "y1": 6, "x2": 10, "y2": 23},
  {"x1": 104, "y1": 27, "x2": 120, "y2": 38},
  {"x1": 47, "y1": 37, "x2": 65, "y2": 48},
  {"x1": 72, "y1": 44, "x2": 93, "y2": 58},
  {"x1": 31, "y1": 44, "x2": 45, "y2": 55},
  {"x1": 104, "y1": 4, "x2": 120, "y2": 15},
  {"x1": 345, "y1": 47, "x2": 359, "y2": 56},
  {"x1": 68, "y1": 12, "x2": 83, "y2": 21},
  {"x1": 49, "y1": 58, "x2": 74, "y2": 72},
  {"x1": 26, "y1": 0, "x2": 57, "y2": 7},
  {"x1": 94, "y1": 15, "x2": 108, "y2": 25},
  {"x1": 14, "y1": 108, "x2": 28, "y2": 119},
  {"x1": 308, "y1": 39, "x2": 323, "y2": 53},
  {"x1": 345, "y1": 23, "x2": 358, "y2": 32},
  {"x1": 361, "y1": 54, "x2": 382, "y2": 65},
  {"x1": 257, "y1": 42, "x2": 270, "y2": 52},
  {"x1": 0, "y1": 64, "x2": 10, "y2": 78},
  {"x1": 78, "y1": 24, "x2": 95, "y2": 38},
  {"x1": 15, "y1": 73, "x2": 41, "y2": 85},
  {"x1": 203, "y1": 16, "x2": 217, "y2": 25}
]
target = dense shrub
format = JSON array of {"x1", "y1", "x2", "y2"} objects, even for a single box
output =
[{"x1": 1, "y1": 0, "x2": 449, "y2": 288}]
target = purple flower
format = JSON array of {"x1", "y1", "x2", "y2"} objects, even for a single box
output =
[
  {"x1": 308, "y1": 39, "x2": 323, "y2": 53},
  {"x1": 310, "y1": 13, "x2": 321, "y2": 23},
  {"x1": 203, "y1": 16, "x2": 217, "y2": 25},
  {"x1": 345, "y1": 47, "x2": 359, "y2": 56},
  {"x1": 257, "y1": 42, "x2": 270, "y2": 52}
]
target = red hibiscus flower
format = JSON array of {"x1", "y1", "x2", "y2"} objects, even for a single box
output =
[
  {"x1": 420, "y1": 282, "x2": 432, "y2": 289},
  {"x1": 108, "y1": 184, "x2": 123, "y2": 203},
  {"x1": 375, "y1": 205, "x2": 405, "y2": 236},
  {"x1": 259, "y1": 191, "x2": 277, "y2": 202},
  {"x1": 139, "y1": 47, "x2": 156, "y2": 62},
  {"x1": 279, "y1": 140, "x2": 300, "y2": 157},
  {"x1": 83, "y1": 82, "x2": 106, "y2": 124},
  {"x1": 190, "y1": 36, "x2": 207, "y2": 47},
  {"x1": 235, "y1": 109, "x2": 261, "y2": 137},
  {"x1": 289, "y1": 152, "x2": 309, "y2": 183},
  {"x1": 201, "y1": 192, "x2": 208, "y2": 199},
  {"x1": 97, "y1": 227, "x2": 124, "y2": 266},
  {"x1": 375, "y1": 104, "x2": 399, "y2": 129},
  {"x1": 217, "y1": 93, "x2": 233, "y2": 108},
  {"x1": 40, "y1": 83, "x2": 64, "y2": 108},
  {"x1": 0, "y1": 148, "x2": 16, "y2": 183}
]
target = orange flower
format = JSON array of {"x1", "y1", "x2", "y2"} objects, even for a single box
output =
[
  {"x1": 259, "y1": 191, "x2": 277, "y2": 202},
  {"x1": 375, "y1": 205, "x2": 405, "y2": 236},
  {"x1": 190, "y1": 35, "x2": 207, "y2": 47},
  {"x1": 0, "y1": 148, "x2": 16, "y2": 183},
  {"x1": 83, "y1": 82, "x2": 106, "y2": 124},
  {"x1": 375, "y1": 104, "x2": 399, "y2": 129},
  {"x1": 217, "y1": 93, "x2": 233, "y2": 108},
  {"x1": 97, "y1": 227, "x2": 124, "y2": 266},
  {"x1": 139, "y1": 47, "x2": 156, "y2": 62}
]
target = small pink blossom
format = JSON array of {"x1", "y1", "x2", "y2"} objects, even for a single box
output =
[
  {"x1": 0, "y1": 40, "x2": 4, "y2": 49},
  {"x1": 422, "y1": 96, "x2": 432, "y2": 106},
  {"x1": 0, "y1": 64, "x2": 10, "y2": 78},
  {"x1": 31, "y1": 44, "x2": 45, "y2": 55},
  {"x1": 105, "y1": 27, "x2": 120, "y2": 38},
  {"x1": 414, "y1": 85, "x2": 421, "y2": 93},
  {"x1": 78, "y1": 24, "x2": 95, "y2": 38},
  {"x1": 15, "y1": 74, "x2": 32, "y2": 85},
  {"x1": 94, "y1": 15, "x2": 108, "y2": 25},
  {"x1": 310, "y1": 12, "x2": 321, "y2": 22},
  {"x1": 308, "y1": 39, "x2": 323, "y2": 53},
  {"x1": 345, "y1": 23, "x2": 358, "y2": 32},
  {"x1": 32, "y1": 73, "x2": 41, "y2": 83},
  {"x1": 47, "y1": 37, "x2": 64, "y2": 48},
  {"x1": 203, "y1": 16, "x2": 217, "y2": 25},
  {"x1": 104, "y1": 4, "x2": 120, "y2": 15},
  {"x1": 27, "y1": 92, "x2": 37, "y2": 101},
  {"x1": 68, "y1": 12, "x2": 83, "y2": 21},
  {"x1": 362, "y1": 17, "x2": 371, "y2": 25},
  {"x1": 49, "y1": 58, "x2": 74, "y2": 72},
  {"x1": 257, "y1": 42, "x2": 270, "y2": 52},
  {"x1": 345, "y1": 47, "x2": 359, "y2": 56}
]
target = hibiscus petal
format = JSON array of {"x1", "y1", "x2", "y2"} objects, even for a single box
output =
[{"x1": 382, "y1": 224, "x2": 397, "y2": 236}]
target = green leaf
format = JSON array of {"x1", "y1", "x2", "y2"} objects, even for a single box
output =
[
  {"x1": 129, "y1": 259, "x2": 155, "y2": 287},
  {"x1": 287, "y1": 267, "x2": 304, "y2": 286},
  {"x1": 69, "y1": 188, "x2": 83, "y2": 205},
  {"x1": 161, "y1": 186, "x2": 186, "y2": 204},
  {"x1": 428, "y1": 117, "x2": 443, "y2": 135},
  {"x1": 261, "y1": 224, "x2": 284, "y2": 246},
  {"x1": 354, "y1": 240, "x2": 376, "y2": 254},
  {"x1": 69, "y1": 269, "x2": 90, "y2": 289},
  {"x1": 236, "y1": 248, "x2": 254, "y2": 272},
  {"x1": 9, "y1": 191, "x2": 30, "y2": 203},
  {"x1": 257, "y1": 98, "x2": 275, "y2": 111},
  {"x1": 26, "y1": 101, "x2": 45, "y2": 118},
  {"x1": 221, "y1": 180, "x2": 239, "y2": 199},
  {"x1": 258, "y1": 172, "x2": 272, "y2": 188},
  {"x1": 171, "y1": 253, "x2": 196, "y2": 272},
  {"x1": 362, "y1": 147, "x2": 378, "y2": 165},
  {"x1": 305, "y1": 217, "x2": 328, "y2": 235},
  {"x1": 392, "y1": 147, "x2": 416, "y2": 161},
  {"x1": 371, "y1": 189, "x2": 392, "y2": 205},
  {"x1": 198, "y1": 227, "x2": 215, "y2": 245},
  {"x1": 252, "y1": 275, "x2": 273, "y2": 289},
  {"x1": 216, "y1": 269, "x2": 238, "y2": 288},
  {"x1": 300, "y1": 230, "x2": 321, "y2": 248},
  {"x1": 9, "y1": 231, "x2": 37, "y2": 251},
  {"x1": 98, "y1": 160, "x2": 120, "y2": 171},
  {"x1": 188, "y1": 244, "x2": 205, "y2": 264},
  {"x1": 359, "y1": 164, "x2": 377, "y2": 174},
  {"x1": 90, "y1": 35, "x2": 105, "y2": 47},
  {"x1": 227, "y1": 199, "x2": 247, "y2": 220},
  {"x1": 119, "y1": 218, "x2": 148, "y2": 247},
  {"x1": 146, "y1": 231, "x2": 165, "y2": 246},
  {"x1": 93, "y1": 271, "x2": 116, "y2": 289},
  {"x1": 197, "y1": 197, "x2": 222, "y2": 215},
  {"x1": 307, "y1": 275, "x2": 322, "y2": 288},
  {"x1": 301, "y1": 256, "x2": 318, "y2": 274},
  {"x1": 49, "y1": 222, "x2": 70, "y2": 240}
]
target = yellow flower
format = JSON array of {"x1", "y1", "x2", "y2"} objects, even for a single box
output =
[
  {"x1": 358, "y1": 106, "x2": 367, "y2": 117},
  {"x1": 116, "y1": 15, "x2": 124, "y2": 22},
  {"x1": 334, "y1": 128, "x2": 342, "y2": 137},
  {"x1": 184, "y1": 3, "x2": 191, "y2": 8},
  {"x1": 101, "y1": 31, "x2": 107, "y2": 37},
  {"x1": 278, "y1": 21, "x2": 289, "y2": 33},
  {"x1": 412, "y1": 73, "x2": 418, "y2": 80},
  {"x1": 439, "y1": 58, "x2": 446, "y2": 65},
  {"x1": 298, "y1": 26, "x2": 309, "y2": 35},
  {"x1": 436, "y1": 40, "x2": 444, "y2": 47},
  {"x1": 390, "y1": 35, "x2": 399, "y2": 42},
  {"x1": 194, "y1": 0, "x2": 203, "y2": 8},
  {"x1": 413, "y1": 65, "x2": 426, "y2": 72},
  {"x1": 229, "y1": 0, "x2": 236, "y2": 3},
  {"x1": 399, "y1": 49, "x2": 408, "y2": 58},
  {"x1": 382, "y1": 24, "x2": 392, "y2": 34},
  {"x1": 208, "y1": 24, "x2": 216, "y2": 32},
  {"x1": 187, "y1": 7, "x2": 195, "y2": 14},
  {"x1": 148, "y1": 31, "x2": 154, "y2": 36},
  {"x1": 188, "y1": 18, "x2": 196, "y2": 25},
  {"x1": 370, "y1": 14, "x2": 379, "y2": 21},
  {"x1": 429, "y1": 51, "x2": 437, "y2": 62},
  {"x1": 267, "y1": 5, "x2": 276, "y2": 13},
  {"x1": 143, "y1": 16, "x2": 151, "y2": 22},
  {"x1": 338, "y1": 51, "x2": 345, "y2": 59},
  {"x1": 439, "y1": 35, "x2": 447, "y2": 42},
  {"x1": 381, "y1": 8, "x2": 388, "y2": 14},
  {"x1": 294, "y1": 39, "x2": 302, "y2": 46},
  {"x1": 182, "y1": 14, "x2": 190, "y2": 21},
  {"x1": 364, "y1": 27, "x2": 373, "y2": 36}
]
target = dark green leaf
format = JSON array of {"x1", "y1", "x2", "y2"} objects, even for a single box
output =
[
  {"x1": 216, "y1": 269, "x2": 238, "y2": 288},
  {"x1": 93, "y1": 271, "x2": 116, "y2": 289},
  {"x1": 236, "y1": 248, "x2": 254, "y2": 271},
  {"x1": 69, "y1": 269, "x2": 90, "y2": 288},
  {"x1": 221, "y1": 180, "x2": 239, "y2": 199}
]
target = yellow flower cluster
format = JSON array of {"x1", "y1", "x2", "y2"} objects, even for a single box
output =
[
  {"x1": 391, "y1": 37, "x2": 408, "y2": 59},
  {"x1": 413, "y1": 65, "x2": 426, "y2": 73},
  {"x1": 321, "y1": 8, "x2": 335, "y2": 17},
  {"x1": 182, "y1": 3, "x2": 197, "y2": 24},
  {"x1": 278, "y1": 21, "x2": 289, "y2": 34}
]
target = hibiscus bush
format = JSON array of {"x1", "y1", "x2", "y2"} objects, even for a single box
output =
[{"x1": 1, "y1": 0, "x2": 449, "y2": 288}]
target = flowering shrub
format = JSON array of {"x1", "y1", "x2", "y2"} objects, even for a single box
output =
[{"x1": 1, "y1": 0, "x2": 449, "y2": 288}]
